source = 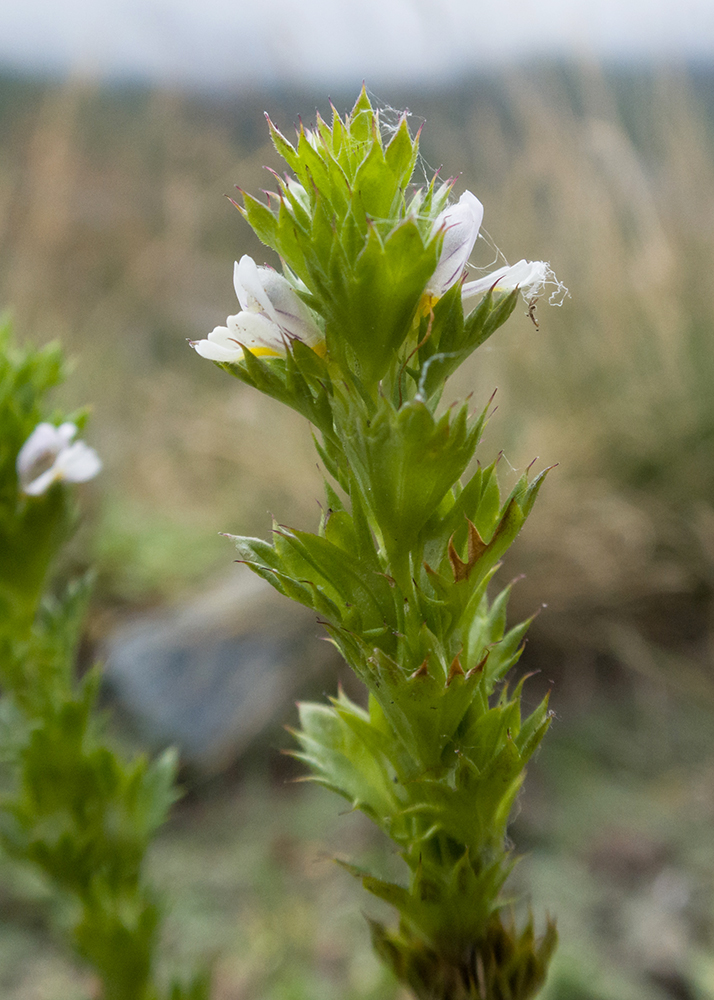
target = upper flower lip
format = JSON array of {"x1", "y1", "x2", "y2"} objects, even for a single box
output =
[
  {"x1": 234, "y1": 256, "x2": 321, "y2": 347},
  {"x1": 192, "y1": 255, "x2": 324, "y2": 364},
  {"x1": 425, "y1": 190, "x2": 484, "y2": 300},
  {"x1": 17, "y1": 422, "x2": 102, "y2": 496}
]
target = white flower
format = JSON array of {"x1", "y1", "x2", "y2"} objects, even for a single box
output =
[
  {"x1": 191, "y1": 313, "x2": 287, "y2": 364},
  {"x1": 425, "y1": 190, "x2": 484, "y2": 300},
  {"x1": 17, "y1": 422, "x2": 102, "y2": 496},
  {"x1": 192, "y1": 255, "x2": 324, "y2": 363},
  {"x1": 461, "y1": 259, "x2": 552, "y2": 313}
]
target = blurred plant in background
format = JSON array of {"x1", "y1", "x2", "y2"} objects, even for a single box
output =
[{"x1": 0, "y1": 319, "x2": 208, "y2": 999}]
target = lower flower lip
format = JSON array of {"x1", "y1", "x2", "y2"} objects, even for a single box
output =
[{"x1": 461, "y1": 260, "x2": 553, "y2": 308}]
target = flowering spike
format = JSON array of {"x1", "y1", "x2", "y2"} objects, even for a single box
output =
[{"x1": 195, "y1": 90, "x2": 562, "y2": 999}]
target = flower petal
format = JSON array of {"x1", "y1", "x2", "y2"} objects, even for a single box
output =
[
  {"x1": 233, "y1": 256, "x2": 275, "y2": 318},
  {"x1": 192, "y1": 326, "x2": 245, "y2": 363},
  {"x1": 426, "y1": 190, "x2": 484, "y2": 298},
  {"x1": 192, "y1": 313, "x2": 288, "y2": 362},
  {"x1": 16, "y1": 422, "x2": 68, "y2": 479},
  {"x1": 55, "y1": 441, "x2": 102, "y2": 483},
  {"x1": 197, "y1": 258, "x2": 325, "y2": 366},
  {"x1": 461, "y1": 260, "x2": 551, "y2": 313},
  {"x1": 264, "y1": 284, "x2": 323, "y2": 346},
  {"x1": 234, "y1": 256, "x2": 323, "y2": 347},
  {"x1": 23, "y1": 465, "x2": 61, "y2": 496},
  {"x1": 231, "y1": 312, "x2": 286, "y2": 354},
  {"x1": 57, "y1": 422, "x2": 78, "y2": 445}
]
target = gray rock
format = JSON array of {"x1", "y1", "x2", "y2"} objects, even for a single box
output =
[{"x1": 102, "y1": 568, "x2": 337, "y2": 771}]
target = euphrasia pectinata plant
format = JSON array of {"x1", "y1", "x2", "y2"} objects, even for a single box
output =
[
  {"x1": 193, "y1": 90, "x2": 559, "y2": 1000},
  {"x1": 0, "y1": 319, "x2": 209, "y2": 1000}
]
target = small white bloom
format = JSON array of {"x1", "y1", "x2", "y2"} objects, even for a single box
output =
[
  {"x1": 192, "y1": 255, "x2": 324, "y2": 363},
  {"x1": 425, "y1": 190, "x2": 484, "y2": 300},
  {"x1": 17, "y1": 422, "x2": 102, "y2": 496},
  {"x1": 461, "y1": 259, "x2": 553, "y2": 313}
]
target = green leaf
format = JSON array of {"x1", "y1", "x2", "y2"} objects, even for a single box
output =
[
  {"x1": 353, "y1": 140, "x2": 397, "y2": 221},
  {"x1": 240, "y1": 191, "x2": 278, "y2": 249},
  {"x1": 384, "y1": 115, "x2": 418, "y2": 190},
  {"x1": 266, "y1": 116, "x2": 301, "y2": 173},
  {"x1": 464, "y1": 287, "x2": 519, "y2": 350},
  {"x1": 276, "y1": 526, "x2": 394, "y2": 631},
  {"x1": 516, "y1": 692, "x2": 553, "y2": 761},
  {"x1": 294, "y1": 701, "x2": 399, "y2": 821},
  {"x1": 339, "y1": 394, "x2": 483, "y2": 575},
  {"x1": 275, "y1": 197, "x2": 310, "y2": 277},
  {"x1": 324, "y1": 509, "x2": 358, "y2": 552},
  {"x1": 325, "y1": 215, "x2": 437, "y2": 385},
  {"x1": 348, "y1": 86, "x2": 375, "y2": 143}
]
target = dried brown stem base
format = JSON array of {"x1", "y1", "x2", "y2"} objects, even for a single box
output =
[{"x1": 370, "y1": 912, "x2": 557, "y2": 1000}]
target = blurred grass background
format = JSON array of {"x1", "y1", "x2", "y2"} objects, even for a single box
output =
[{"x1": 2, "y1": 63, "x2": 714, "y2": 998}]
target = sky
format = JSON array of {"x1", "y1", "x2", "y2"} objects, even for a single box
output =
[{"x1": 1, "y1": 0, "x2": 713, "y2": 89}]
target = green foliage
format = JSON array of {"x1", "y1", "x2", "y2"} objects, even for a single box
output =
[
  {"x1": 0, "y1": 316, "x2": 73, "y2": 628},
  {"x1": 415, "y1": 282, "x2": 520, "y2": 400},
  {"x1": 0, "y1": 321, "x2": 209, "y2": 1000},
  {"x1": 211, "y1": 90, "x2": 557, "y2": 998}
]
